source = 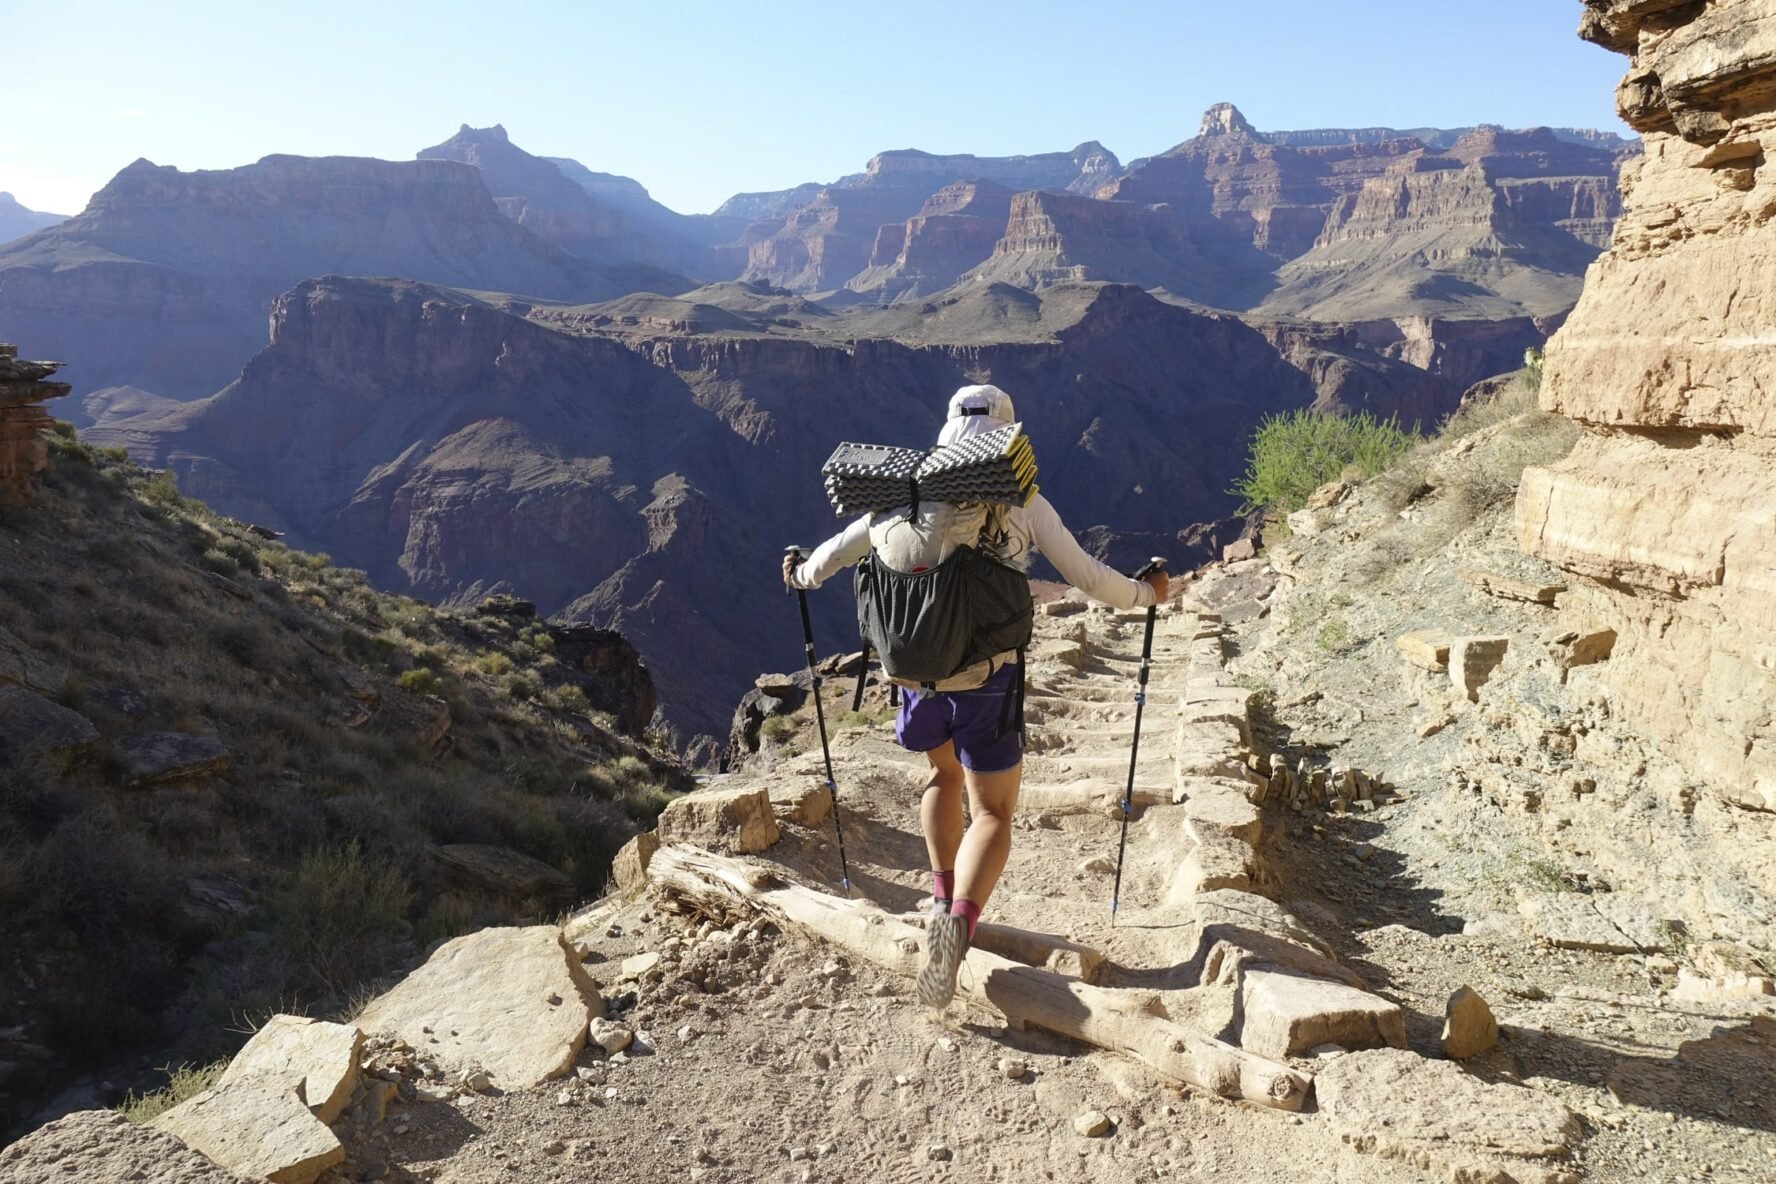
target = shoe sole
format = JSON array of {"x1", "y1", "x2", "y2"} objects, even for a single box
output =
[{"x1": 917, "y1": 914, "x2": 965, "y2": 1008}]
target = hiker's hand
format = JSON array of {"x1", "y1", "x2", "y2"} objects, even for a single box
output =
[
  {"x1": 782, "y1": 554, "x2": 799, "y2": 588},
  {"x1": 1143, "y1": 571, "x2": 1170, "y2": 604}
]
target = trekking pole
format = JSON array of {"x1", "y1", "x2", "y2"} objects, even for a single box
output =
[
  {"x1": 785, "y1": 546, "x2": 852, "y2": 896},
  {"x1": 1111, "y1": 557, "x2": 1168, "y2": 925}
]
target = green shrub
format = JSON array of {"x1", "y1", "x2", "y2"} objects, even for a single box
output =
[
  {"x1": 140, "y1": 471, "x2": 183, "y2": 507},
  {"x1": 545, "y1": 683, "x2": 590, "y2": 713},
  {"x1": 397, "y1": 668, "x2": 441, "y2": 695},
  {"x1": 1232, "y1": 410, "x2": 1417, "y2": 514},
  {"x1": 474, "y1": 652, "x2": 514, "y2": 678},
  {"x1": 1522, "y1": 347, "x2": 1544, "y2": 394},
  {"x1": 760, "y1": 715, "x2": 795, "y2": 744},
  {"x1": 1315, "y1": 617, "x2": 1353, "y2": 654},
  {"x1": 499, "y1": 672, "x2": 537, "y2": 702}
]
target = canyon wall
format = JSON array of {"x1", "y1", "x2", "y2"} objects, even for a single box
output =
[{"x1": 1516, "y1": 0, "x2": 1776, "y2": 812}]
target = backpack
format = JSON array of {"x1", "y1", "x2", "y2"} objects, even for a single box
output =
[{"x1": 853, "y1": 500, "x2": 1033, "y2": 692}]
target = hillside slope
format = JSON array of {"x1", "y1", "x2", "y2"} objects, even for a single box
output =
[{"x1": 0, "y1": 390, "x2": 683, "y2": 1137}]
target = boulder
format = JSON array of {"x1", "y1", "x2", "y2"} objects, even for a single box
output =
[
  {"x1": 1449, "y1": 636, "x2": 1509, "y2": 701},
  {"x1": 0, "y1": 684, "x2": 96, "y2": 765},
  {"x1": 117, "y1": 731, "x2": 231, "y2": 787},
  {"x1": 610, "y1": 832, "x2": 659, "y2": 891},
  {"x1": 1315, "y1": 1049, "x2": 1579, "y2": 1168},
  {"x1": 1168, "y1": 831, "x2": 1255, "y2": 901},
  {"x1": 656, "y1": 784, "x2": 780, "y2": 854},
  {"x1": 770, "y1": 780, "x2": 833, "y2": 828},
  {"x1": 153, "y1": 1078, "x2": 342, "y2": 1184},
  {"x1": 1441, "y1": 986, "x2": 1499, "y2": 1059},
  {"x1": 1395, "y1": 630, "x2": 1452, "y2": 672},
  {"x1": 217, "y1": 1014, "x2": 362, "y2": 1124},
  {"x1": 434, "y1": 844, "x2": 574, "y2": 907},
  {"x1": 1221, "y1": 537, "x2": 1257, "y2": 563},
  {"x1": 1238, "y1": 968, "x2": 1407, "y2": 1059},
  {"x1": 355, "y1": 926, "x2": 602, "y2": 1089},
  {"x1": 0, "y1": 1110, "x2": 255, "y2": 1184}
]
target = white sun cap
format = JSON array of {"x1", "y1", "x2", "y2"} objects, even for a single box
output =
[{"x1": 936, "y1": 384, "x2": 1017, "y2": 446}]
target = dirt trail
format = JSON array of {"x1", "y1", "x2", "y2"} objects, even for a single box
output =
[{"x1": 320, "y1": 597, "x2": 1774, "y2": 1183}]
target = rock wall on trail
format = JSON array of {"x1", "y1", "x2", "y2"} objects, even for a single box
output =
[{"x1": 1517, "y1": 0, "x2": 1776, "y2": 814}]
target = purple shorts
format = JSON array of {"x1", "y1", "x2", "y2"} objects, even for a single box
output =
[{"x1": 895, "y1": 662, "x2": 1024, "y2": 773}]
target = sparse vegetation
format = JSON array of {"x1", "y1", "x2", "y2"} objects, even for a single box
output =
[
  {"x1": 115, "y1": 1060, "x2": 228, "y2": 1124},
  {"x1": 1233, "y1": 409, "x2": 1417, "y2": 515},
  {"x1": 1, "y1": 431, "x2": 689, "y2": 1120}
]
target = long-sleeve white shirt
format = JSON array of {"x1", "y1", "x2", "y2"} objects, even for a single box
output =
[{"x1": 790, "y1": 493, "x2": 1156, "y2": 610}]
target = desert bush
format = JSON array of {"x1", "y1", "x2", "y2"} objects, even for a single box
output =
[
  {"x1": 139, "y1": 470, "x2": 183, "y2": 507},
  {"x1": 760, "y1": 715, "x2": 795, "y2": 744},
  {"x1": 116, "y1": 1060, "x2": 227, "y2": 1124},
  {"x1": 397, "y1": 667, "x2": 441, "y2": 696},
  {"x1": 500, "y1": 672, "x2": 538, "y2": 702},
  {"x1": 545, "y1": 683, "x2": 590, "y2": 713},
  {"x1": 1233, "y1": 410, "x2": 1417, "y2": 514},
  {"x1": 473, "y1": 651, "x2": 514, "y2": 677},
  {"x1": 274, "y1": 843, "x2": 413, "y2": 995},
  {"x1": 1314, "y1": 616, "x2": 1353, "y2": 655}
]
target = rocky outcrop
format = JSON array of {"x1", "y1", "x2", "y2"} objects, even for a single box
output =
[
  {"x1": 1516, "y1": 0, "x2": 1776, "y2": 813},
  {"x1": 967, "y1": 191, "x2": 1205, "y2": 297},
  {"x1": 731, "y1": 143, "x2": 1123, "y2": 293},
  {"x1": 0, "y1": 346, "x2": 70, "y2": 505},
  {"x1": 1103, "y1": 106, "x2": 1626, "y2": 317},
  {"x1": 0, "y1": 1110, "x2": 255, "y2": 1183},
  {"x1": 847, "y1": 180, "x2": 1016, "y2": 301},
  {"x1": 0, "y1": 154, "x2": 688, "y2": 410},
  {"x1": 1257, "y1": 129, "x2": 1621, "y2": 320}
]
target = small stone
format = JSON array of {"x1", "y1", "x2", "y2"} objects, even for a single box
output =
[
  {"x1": 789, "y1": 1146, "x2": 812, "y2": 1162},
  {"x1": 1074, "y1": 1110, "x2": 1112, "y2": 1137},
  {"x1": 603, "y1": 1087, "x2": 619, "y2": 1100},
  {"x1": 894, "y1": 1074, "x2": 910, "y2": 1087},
  {"x1": 461, "y1": 1069, "x2": 491, "y2": 1093},
  {"x1": 928, "y1": 1144, "x2": 952, "y2": 1162},
  {"x1": 937, "y1": 1037, "x2": 956, "y2": 1053},
  {"x1": 677, "y1": 1023, "x2": 700, "y2": 1043},
  {"x1": 798, "y1": 994, "x2": 825, "y2": 1010},
  {"x1": 622, "y1": 952, "x2": 662, "y2": 980},
  {"x1": 997, "y1": 1058, "x2": 1028, "y2": 1080},
  {"x1": 589, "y1": 1018, "x2": 633, "y2": 1056},
  {"x1": 543, "y1": 1139, "x2": 566, "y2": 1155},
  {"x1": 1442, "y1": 986, "x2": 1499, "y2": 1059},
  {"x1": 555, "y1": 1089, "x2": 575, "y2": 1106},
  {"x1": 820, "y1": 961, "x2": 843, "y2": 978},
  {"x1": 1077, "y1": 856, "x2": 1115, "y2": 875}
]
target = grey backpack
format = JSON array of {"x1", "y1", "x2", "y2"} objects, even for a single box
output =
[{"x1": 853, "y1": 501, "x2": 1033, "y2": 692}]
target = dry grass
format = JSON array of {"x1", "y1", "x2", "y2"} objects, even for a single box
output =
[{"x1": 115, "y1": 1060, "x2": 228, "y2": 1124}]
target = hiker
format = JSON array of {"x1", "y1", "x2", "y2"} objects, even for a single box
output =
[{"x1": 783, "y1": 384, "x2": 1169, "y2": 1006}]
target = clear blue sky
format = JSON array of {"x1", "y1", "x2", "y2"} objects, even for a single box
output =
[{"x1": 3, "y1": 0, "x2": 1629, "y2": 217}]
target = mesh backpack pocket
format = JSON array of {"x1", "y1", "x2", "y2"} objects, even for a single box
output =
[{"x1": 855, "y1": 545, "x2": 1033, "y2": 688}]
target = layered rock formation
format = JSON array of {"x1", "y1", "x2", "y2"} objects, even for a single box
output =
[
  {"x1": 0, "y1": 192, "x2": 65, "y2": 246},
  {"x1": 0, "y1": 346, "x2": 70, "y2": 506},
  {"x1": 91, "y1": 275, "x2": 1326, "y2": 744},
  {"x1": 733, "y1": 143, "x2": 1124, "y2": 293},
  {"x1": 965, "y1": 191, "x2": 1206, "y2": 298},
  {"x1": 847, "y1": 180, "x2": 1016, "y2": 301},
  {"x1": 1517, "y1": 0, "x2": 1776, "y2": 812},
  {"x1": 1258, "y1": 129, "x2": 1621, "y2": 320},
  {"x1": 0, "y1": 154, "x2": 688, "y2": 410}
]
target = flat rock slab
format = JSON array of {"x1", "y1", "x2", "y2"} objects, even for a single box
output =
[
  {"x1": 657, "y1": 784, "x2": 780, "y2": 854},
  {"x1": 118, "y1": 731, "x2": 231, "y2": 786},
  {"x1": 355, "y1": 925, "x2": 601, "y2": 1090},
  {"x1": 0, "y1": 1110, "x2": 255, "y2": 1184},
  {"x1": 435, "y1": 844, "x2": 574, "y2": 906},
  {"x1": 0, "y1": 684, "x2": 96, "y2": 763},
  {"x1": 1169, "y1": 831, "x2": 1255, "y2": 901},
  {"x1": 1519, "y1": 892, "x2": 1666, "y2": 953},
  {"x1": 1395, "y1": 630, "x2": 1452, "y2": 672},
  {"x1": 220, "y1": 1014, "x2": 362, "y2": 1124},
  {"x1": 1316, "y1": 1048, "x2": 1580, "y2": 1161},
  {"x1": 153, "y1": 1077, "x2": 342, "y2": 1184},
  {"x1": 1239, "y1": 968, "x2": 1407, "y2": 1059},
  {"x1": 769, "y1": 779, "x2": 832, "y2": 828},
  {"x1": 1180, "y1": 784, "x2": 1261, "y2": 844}
]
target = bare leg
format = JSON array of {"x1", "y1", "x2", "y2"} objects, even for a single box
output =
[
  {"x1": 952, "y1": 761, "x2": 1023, "y2": 909},
  {"x1": 920, "y1": 742, "x2": 966, "y2": 875}
]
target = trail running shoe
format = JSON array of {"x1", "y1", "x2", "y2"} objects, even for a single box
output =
[
  {"x1": 927, "y1": 896, "x2": 952, "y2": 919},
  {"x1": 917, "y1": 912, "x2": 969, "y2": 1008}
]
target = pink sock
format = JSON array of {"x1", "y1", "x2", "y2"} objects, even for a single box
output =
[
  {"x1": 932, "y1": 869, "x2": 956, "y2": 902},
  {"x1": 949, "y1": 897, "x2": 981, "y2": 940}
]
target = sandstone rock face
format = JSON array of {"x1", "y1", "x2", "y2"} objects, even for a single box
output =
[
  {"x1": 657, "y1": 784, "x2": 781, "y2": 854},
  {"x1": 611, "y1": 832, "x2": 660, "y2": 891},
  {"x1": 355, "y1": 926, "x2": 602, "y2": 1089},
  {"x1": 1517, "y1": 0, "x2": 1776, "y2": 813},
  {"x1": 0, "y1": 346, "x2": 71, "y2": 505},
  {"x1": 150, "y1": 1014, "x2": 362, "y2": 1184},
  {"x1": 153, "y1": 1077, "x2": 343, "y2": 1184},
  {"x1": 0, "y1": 1110, "x2": 255, "y2": 1184},
  {"x1": 215, "y1": 1014, "x2": 362, "y2": 1125},
  {"x1": 848, "y1": 180, "x2": 1016, "y2": 301}
]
